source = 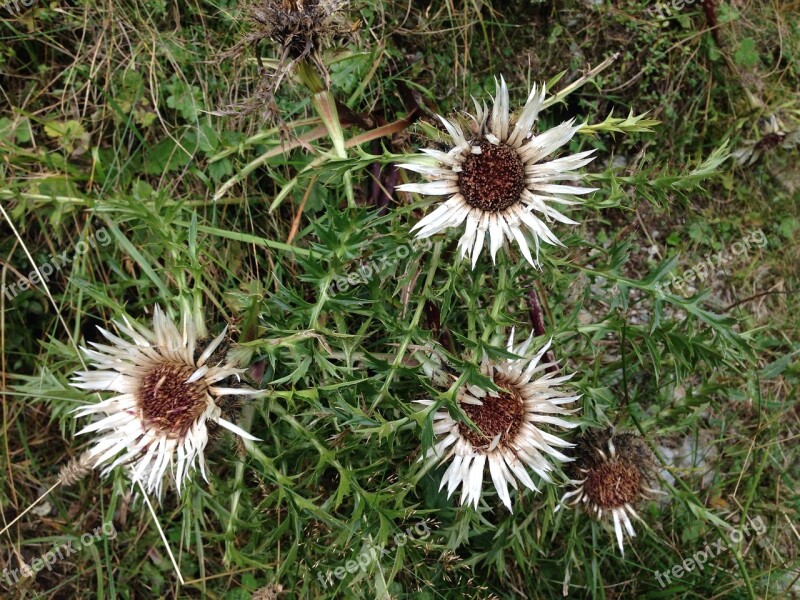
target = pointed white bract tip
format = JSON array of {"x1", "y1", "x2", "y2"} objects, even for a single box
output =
[{"x1": 217, "y1": 417, "x2": 261, "y2": 441}]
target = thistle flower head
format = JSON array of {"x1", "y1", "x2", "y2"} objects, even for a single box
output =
[
  {"x1": 249, "y1": 0, "x2": 350, "y2": 59},
  {"x1": 71, "y1": 306, "x2": 260, "y2": 498},
  {"x1": 398, "y1": 77, "x2": 597, "y2": 269},
  {"x1": 559, "y1": 429, "x2": 659, "y2": 555},
  {"x1": 732, "y1": 114, "x2": 800, "y2": 165},
  {"x1": 417, "y1": 332, "x2": 581, "y2": 511}
]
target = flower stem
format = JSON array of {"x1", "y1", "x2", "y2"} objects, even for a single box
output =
[
  {"x1": 298, "y1": 58, "x2": 355, "y2": 207},
  {"x1": 527, "y1": 281, "x2": 558, "y2": 373},
  {"x1": 483, "y1": 261, "x2": 509, "y2": 343},
  {"x1": 542, "y1": 52, "x2": 620, "y2": 110}
]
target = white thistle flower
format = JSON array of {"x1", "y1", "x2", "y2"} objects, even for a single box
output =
[
  {"x1": 417, "y1": 331, "x2": 581, "y2": 511},
  {"x1": 398, "y1": 76, "x2": 597, "y2": 269},
  {"x1": 71, "y1": 305, "x2": 260, "y2": 498},
  {"x1": 557, "y1": 429, "x2": 660, "y2": 556}
]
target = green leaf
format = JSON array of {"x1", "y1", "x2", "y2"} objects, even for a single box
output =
[
  {"x1": 43, "y1": 119, "x2": 87, "y2": 153},
  {"x1": 143, "y1": 136, "x2": 192, "y2": 175},
  {"x1": 734, "y1": 37, "x2": 759, "y2": 67},
  {"x1": 759, "y1": 350, "x2": 798, "y2": 379},
  {"x1": 165, "y1": 78, "x2": 203, "y2": 121},
  {"x1": 779, "y1": 216, "x2": 799, "y2": 239},
  {"x1": 208, "y1": 158, "x2": 233, "y2": 182}
]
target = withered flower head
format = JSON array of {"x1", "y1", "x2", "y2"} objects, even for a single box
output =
[
  {"x1": 732, "y1": 114, "x2": 800, "y2": 166},
  {"x1": 235, "y1": 0, "x2": 355, "y2": 106},
  {"x1": 71, "y1": 305, "x2": 260, "y2": 499},
  {"x1": 416, "y1": 332, "x2": 581, "y2": 511},
  {"x1": 559, "y1": 428, "x2": 659, "y2": 555},
  {"x1": 251, "y1": 0, "x2": 349, "y2": 60}
]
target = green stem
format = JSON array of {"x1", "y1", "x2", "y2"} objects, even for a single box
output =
[
  {"x1": 298, "y1": 58, "x2": 354, "y2": 208},
  {"x1": 482, "y1": 258, "x2": 509, "y2": 342},
  {"x1": 371, "y1": 242, "x2": 442, "y2": 411}
]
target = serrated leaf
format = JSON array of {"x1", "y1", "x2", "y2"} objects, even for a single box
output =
[{"x1": 143, "y1": 136, "x2": 192, "y2": 175}]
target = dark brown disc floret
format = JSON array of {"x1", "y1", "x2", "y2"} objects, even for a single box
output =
[
  {"x1": 583, "y1": 461, "x2": 642, "y2": 509},
  {"x1": 138, "y1": 363, "x2": 208, "y2": 437},
  {"x1": 458, "y1": 140, "x2": 526, "y2": 213},
  {"x1": 754, "y1": 131, "x2": 785, "y2": 152},
  {"x1": 458, "y1": 385, "x2": 525, "y2": 451}
]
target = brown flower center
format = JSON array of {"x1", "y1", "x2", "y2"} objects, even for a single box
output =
[
  {"x1": 458, "y1": 140, "x2": 525, "y2": 213},
  {"x1": 138, "y1": 363, "x2": 208, "y2": 437},
  {"x1": 754, "y1": 131, "x2": 785, "y2": 151},
  {"x1": 458, "y1": 385, "x2": 525, "y2": 451},
  {"x1": 583, "y1": 461, "x2": 642, "y2": 509}
]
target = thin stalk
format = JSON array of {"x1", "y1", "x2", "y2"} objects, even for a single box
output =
[
  {"x1": 298, "y1": 59, "x2": 354, "y2": 207},
  {"x1": 482, "y1": 260, "x2": 509, "y2": 343},
  {"x1": 542, "y1": 52, "x2": 621, "y2": 109}
]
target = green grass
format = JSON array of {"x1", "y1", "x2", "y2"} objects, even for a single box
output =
[{"x1": 1, "y1": 0, "x2": 798, "y2": 598}]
